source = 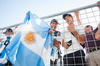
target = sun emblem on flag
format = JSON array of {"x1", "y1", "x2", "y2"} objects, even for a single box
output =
[{"x1": 24, "y1": 32, "x2": 36, "y2": 44}]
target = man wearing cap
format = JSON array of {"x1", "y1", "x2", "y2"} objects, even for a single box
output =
[
  {"x1": 75, "y1": 1, "x2": 100, "y2": 66},
  {"x1": 0, "y1": 28, "x2": 13, "y2": 65},
  {"x1": 62, "y1": 12, "x2": 85, "y2": 66},
  {"x1": 84, "y1": 24, "x2": 100, "y2": 66},
  {"x1": 84, "y1": 2, "x2": 100, "y2": 66},
  {"x1": 49, "y1": 19, "x2": 62, "y2": 66}
]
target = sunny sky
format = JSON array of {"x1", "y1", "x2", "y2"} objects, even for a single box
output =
[{"x1": 0, "y1": 0, "x2": 99, "y2": 28}]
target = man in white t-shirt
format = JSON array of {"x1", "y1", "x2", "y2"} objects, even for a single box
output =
[{"x1": 62, "y1": 12, "x2": 85, "y2": 66}]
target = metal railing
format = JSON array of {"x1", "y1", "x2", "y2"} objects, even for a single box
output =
[
  {"x1": 0, "y1": 3, "x2": 99, "y2": 31},
  {"x1": 0, "y1": 2, "x2": 100, "y2": 66}
]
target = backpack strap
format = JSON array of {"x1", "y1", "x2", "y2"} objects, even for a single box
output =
[{"x1": 71, "y1": 32, "x2": 85, "y2": 48}]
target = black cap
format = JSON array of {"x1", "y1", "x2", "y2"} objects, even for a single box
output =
[
  {"x1": 3, "y1": 28, "x2": 13, "y2": 34},
  {"x1": 50, "y1": 19, "x2": 60, "y2": 25},
  {"x1": 63, "y1": 14, "x2": 73, "y2": 20}
]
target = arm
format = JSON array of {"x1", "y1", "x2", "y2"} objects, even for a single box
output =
[
  {"x1": 95, "y1": 1, "x2": 100, "y2": 39},
  {"x1": 49, "y1": 29, "x2": 60, "y2": 48},
  {"x1": 97, "y1": 1, "x2": 100, "y2": 9},
  {"x1": 68, "y1": 24, "x2": 85, "y2": 45},
  {"x1": 74, "y1": 11, "x2": 81, "y2": 25},
  {"x1": 49, "y1": 29, "x2": 53, "y2": 35},
  {"x1": 26, "y1": 11, "x2": 29, "y2": 15},
  {"x1": 72, "y1": 31, "x2": 85, "y2": 45},
  {"x1": 0, "y1": 38, "x2": 3, "y2": 42},
  {"x1": 62, "y1": 39, "x2": 70, "y2": 49},
  {"x1": 95, "y1": 23, "x2": 100, "y2": 39},
  {"x1": 74, "y1": 11, "x2": 85, "y2": 44},
  {"x1": 53, "y1": 39, "x2": 60, "y2": 48}
]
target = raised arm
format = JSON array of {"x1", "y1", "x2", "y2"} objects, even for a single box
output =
[
  {"x1": 26, "y1": 11, "x2": 29, "y2": 15},
  {"x1": 95, "y1": 23, "x2": 100, "y2": 39},
  {"x1": 97, "y1": 1, "x2": 100, "y2": 9},
  {"x1": 49, "y1": 30, "x2": 61, "y2": 48},
  {"x1": 95, "y1": 1, "x2": 100, "y2": 40},
  {"x1": 0, "y1": 38, "x2": 3, "y2": 42},
  {"x1": 68, "y1": 24, "x2": 85, "y2": 45},
  {"x1": 74, "y1": 11, "x2": 81, "y2": 25}
]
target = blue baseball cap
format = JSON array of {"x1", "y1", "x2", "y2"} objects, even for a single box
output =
[
  {"x1": 50, "y1": 19, "x2": 60, "y2": 25},
  {"x1": 63, "y1": 14, "x2": 73, "y2": 20}
]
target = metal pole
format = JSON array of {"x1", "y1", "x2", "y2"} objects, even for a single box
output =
[
  {"x1": 0, "y1": 3, "x2": 100, "y2": 30},
  {"x1": 41, "y1": 3, "x2": 100, "y2": 19}
]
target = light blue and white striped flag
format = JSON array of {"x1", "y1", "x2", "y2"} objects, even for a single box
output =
[{"x1": 6, "y1": 11, "x2": 52, "y2": 66}]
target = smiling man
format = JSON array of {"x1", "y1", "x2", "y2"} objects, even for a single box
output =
[{"x1": 62, "y1": 12, "x2": 85, "y2": 66}]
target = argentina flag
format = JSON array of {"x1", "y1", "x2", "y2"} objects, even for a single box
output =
[
  {"x1": 0, "y1": 41, "x2": 7, "y2": 65},
  {"x1": 6, "y1": 11, "x2": 52, "y2": 66}
]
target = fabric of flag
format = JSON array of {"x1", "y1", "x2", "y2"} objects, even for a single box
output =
[
  {"x1": 0, "y1": 41, "x2": 7, "y2": 65},
  {"x1": 6, "y1": 11, "x2": 53, "y2": 66},
  {"x1": 0, "y1": 37, "x2": 8, "y2": 65}
]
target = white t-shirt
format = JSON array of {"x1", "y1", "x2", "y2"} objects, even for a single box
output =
[{"x1": 61, "y1": 25, "x2": 85, "y2": 55}]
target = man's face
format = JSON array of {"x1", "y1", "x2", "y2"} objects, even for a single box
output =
[
  {"x1": 50, "y1": 22, "x2": 58, "y2": 29},
  {"x1": 5, "y1": 32, "x2": 13, "y2": 37},
  {"x1": 65, "y1": 16, "x2": 73, "y2": 25},
  {"x1": 85, "y1": 26, "x2": 92, "y2": 33}
]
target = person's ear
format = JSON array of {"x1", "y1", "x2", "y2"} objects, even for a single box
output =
[
  {"x1": 72, "y1": 17, "x2": 74, "y2": 20},
  {"x1": 10, "y1": 32, "x2": 13, "y2": 35},
  {"x1": 5, "y1": 33, "x2": 7, "y2": 36}
]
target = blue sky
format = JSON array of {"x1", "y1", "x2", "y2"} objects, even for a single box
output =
[{"x1": 0, "y1": 0, "x2": 99, "y2": 28}]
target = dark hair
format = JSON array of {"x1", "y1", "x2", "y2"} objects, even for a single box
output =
[
  {"x1": 85, "y1": 25, "x2": 93, "y2": 30},
  {"x1": 63, "y1": 14, "x2": 73, "y2": 20},
  {"x1": 3, "y1": 28, "x2": 13, "y2": 34}
]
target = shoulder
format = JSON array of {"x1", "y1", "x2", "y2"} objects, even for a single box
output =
[{"x1": 93, "y1": 27, "x2": 98, "y2": 33}]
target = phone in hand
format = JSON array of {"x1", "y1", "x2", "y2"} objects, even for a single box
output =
[{"x1": 67, "y1": 40, "x2": 72, "y2": 46}]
